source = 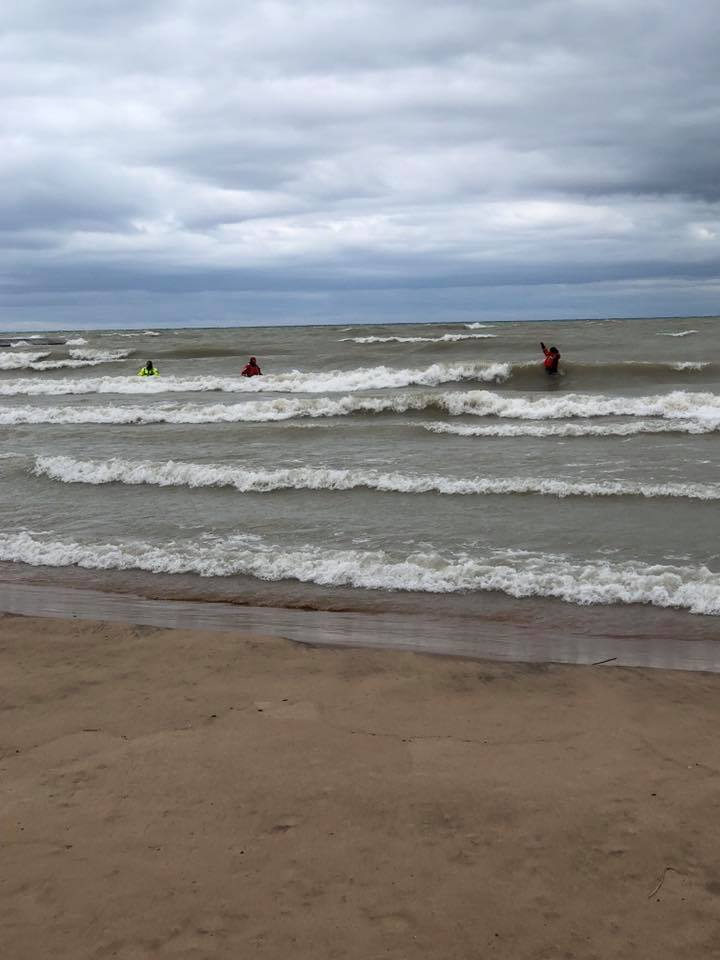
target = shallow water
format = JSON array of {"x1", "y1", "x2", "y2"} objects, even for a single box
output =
[{"x1": 0, "y1": 316, "x2": 719, "y2": 619}]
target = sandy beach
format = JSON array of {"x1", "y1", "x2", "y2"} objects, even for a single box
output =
[{"x1": 2, "y1": 612, "x2": 720, "y2": 959}]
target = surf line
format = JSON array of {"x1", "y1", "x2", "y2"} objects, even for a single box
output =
[{"x1": 33, "y1": 456, "x2": 720, "y2": 501}]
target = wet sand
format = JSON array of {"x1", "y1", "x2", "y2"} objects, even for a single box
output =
[{"x1": 2, "y1": 612, "x2": 720, "y2": 959}]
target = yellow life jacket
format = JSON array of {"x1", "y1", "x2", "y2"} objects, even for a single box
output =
[{"x1": 137, "y1": 367, "x2": 159, "y2": 376}]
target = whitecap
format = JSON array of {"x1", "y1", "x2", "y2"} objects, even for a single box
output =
[
  {"x1": 0, "y1": 530, "x2": 717, "y2": 614},
  {"x1": 421, "y1": 419, "x2": 713, "y2": 438},
  {"x1": 339, "y1": 333, "x2": 497, "y2": 343},
  {"x1": 34, "y1": 455, "x2": 720, "y2": 501},
  {"x1": 0, "y1": 351, "x2": 51, "y2": 370},
  {"x1": 68, "y1": 348, "x2": 132, "y2": 362},
  {"x1": 0, "y1": 362, "x2": 512, "y2": 396},
  {"x1": 4, "y1": 389, "x2": 720, "y2": 427}
]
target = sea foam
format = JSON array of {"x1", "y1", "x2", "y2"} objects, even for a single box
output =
[
  {"x1": 0, "y1": 351, "x2": 51, "y2": 369},
  {"x1": 34, "y1": 455, "x2": 720, "y2": 501},
  {"x1": 0, "y1": 362, "x2": 511, "y2": 396},
  {"x1": 0, "y1": 351, "x2": 127, "y2": 372},
  {"x1": 339, "y1": 333, "x2": 497, "y2": 343},
  {"x1": 0, "y1": 530, "x2": 718, "y2": 614},
  {"x1": 421, "y1": 420, "x2": 713, "y2": 438},
  {"x1": 68, "y1": 348, "x2": 132, "y2": 362},
  {"x1": 4, "y1": 389, "x2": 720, "y2": 427}
]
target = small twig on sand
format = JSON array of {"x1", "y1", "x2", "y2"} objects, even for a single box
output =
[
  {"x1": 648, "y1": 866, "x2": 676, "y2": 899},
  {"x1": 592, "y1": 657, "x2": 617, "y2": 666}
]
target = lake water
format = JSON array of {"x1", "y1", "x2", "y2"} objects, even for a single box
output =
[{"x1": 0, "y1": 315, "x2": 718, "y2": 631}]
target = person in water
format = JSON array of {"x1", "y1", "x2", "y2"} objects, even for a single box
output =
[
  {"x1": 241, "y1": 356, "x2": 262, "y2": 377},
  {"x1": 137, "y1": 360, "x2": 160, "y2": 376},
  {"x1": 540, "y1": 342, "x2": 560, "y2": 374}
]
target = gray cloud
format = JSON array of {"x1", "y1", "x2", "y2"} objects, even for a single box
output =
[{"x1": 1, "y1": 0, "x2": 718, "y2": 326}]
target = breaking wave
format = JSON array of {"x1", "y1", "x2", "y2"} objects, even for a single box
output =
[
  {"x1": 3, "y1": 356, "x2": 709, "y2": 393},
  {"x1": 65, "y1": 337, "x2": 88, "y2": 346},
  {"x1": 68, "y1": 348, "x2": 132, "y2": 362},
  {"x1": 0, "y1": 351, "x2": 129, "y2": 372},
  {"x1": 0, "y1": 530, "x2": 717, "y2": 614},
  {"x1": 421, "y1": 419, "x2": 714, "y2": 438},
  {"x1": 658, "y1": 330, "x2": 698, "y2": 337},
  {"x1": 465, "y1": 323, "x2": 491, "y2": 329},
  {"x1": 0, "y1": 362, "x2": 512, "y2": 396},
  {"x1": 34, "y1": 455, "x2": 720, "y2": 501},
  {"x1": 0, "y1": 351, "x2": 51, "y2": 370},
  {"x1": 339, "y1": 333, "x2": 497, "y2": 343},
  {"x1": 4, "y1": 389, "x2": 720, "y2": 427}
]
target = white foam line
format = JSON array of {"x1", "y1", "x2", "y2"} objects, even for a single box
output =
[
  {"x1": 0, "y1": 351, "x2": 51, "y2": 369},
  {"x1": 421, "y1": 419, "x2": 715, "y2": 437},
  {"x1": 0, "y1": 354, "x2": 126, "y2": 372},
  {"x1": 0, "y1": 530, "x2": 717, "y2": 614},
  {"x1": 33, "y1": 456, "x2": 720, "y2": 501},
  {"x1": 338, "y1": 333, "x2": 497, "y2": 343},
  {"x1": 4, "y1": 389, "x2": 720, "y2": 426},
  {"x1": 0, "y1": 362, "x2": 511, "y2": 396},
  {"x1": 68, "y1": 348, "x2": 132, "y2": 361}
]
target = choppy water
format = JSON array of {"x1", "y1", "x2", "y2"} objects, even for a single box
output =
[{"x1": 1, "y1": 316, "x2": 719, "y2": 618}]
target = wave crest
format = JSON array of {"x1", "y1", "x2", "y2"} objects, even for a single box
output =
[
  {"x1": 68, "y1": 348, "x2": 132, "y2": 362},
  {"x1": 0, "y1": 362, "x2": 511, "y2": 396},
  {"x1": 0, "y1": 530, "x2": 717, "y2": 614},
  {"x1": 421, "y1": 420, "x2": 711, "y2": 438},
  {"x1": 4, "y1": 389, "x2": 720, "y2": 426},
  {"x1": 34, "y1": 455, "x2": 720, "y2": 501},
  {"x1": 0, "y1": 351, "x2": 51, "y2": 370},
  {"x1": 339, "y1": 333, "x2": 497, "y2": 343},
  {"x1": 0, "y1": 351, "x2": 128, "y2": 372}
]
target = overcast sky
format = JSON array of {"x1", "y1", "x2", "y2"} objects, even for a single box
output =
[{"x1": 2, "y1": 0, "x2": 718, "y2": 328}]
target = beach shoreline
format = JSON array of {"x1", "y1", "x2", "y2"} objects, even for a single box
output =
[
  {"x1": 2, "y1": 612, "x2": 720, "y2": 958},
  {"x1": 1, "y1": 577, "x2": 719, "y2": 672}
]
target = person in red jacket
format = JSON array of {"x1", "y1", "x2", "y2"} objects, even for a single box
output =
[
  {"x1": 241, "y1": 356, "x2": 262, "y2": 377},
  {"x1": 540, "y1": 342, "x2": 560, "y2": 374}
]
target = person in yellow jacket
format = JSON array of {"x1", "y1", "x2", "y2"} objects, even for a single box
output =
[{"x1": 137, "y1": 360, "x2": 159, "y2": 376}]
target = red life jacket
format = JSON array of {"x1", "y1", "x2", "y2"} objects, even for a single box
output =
[
  {"x1": 241, "y1": 363, "x2": 262, "y2": 377},
  {"x1": 543, "y1": 348, "x2": 560, "y2": 372}
]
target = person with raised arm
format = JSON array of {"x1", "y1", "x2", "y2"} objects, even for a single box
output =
[{"x1": 540, "y1": 342, "x2": 560, "y2": 374}]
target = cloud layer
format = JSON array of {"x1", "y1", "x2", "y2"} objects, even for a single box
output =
[{"x1": 2, "y1": 0, "x2": 719, "y2": 326}]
